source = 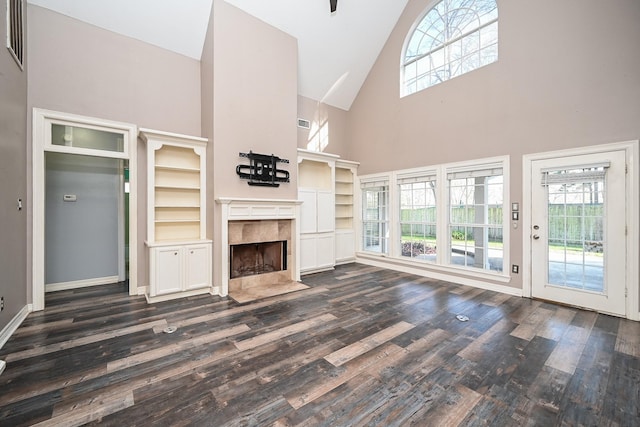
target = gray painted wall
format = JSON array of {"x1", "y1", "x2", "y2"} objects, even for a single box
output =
[
  {"x1": 27, "y1": 4, "x2": 203, "y2": 295},
  {"x1": 45, "y1": 153, "x2": 120, "y2": 285},
  {"x1": 0, "y1": 0, "x2": 28, "y2": 333}
]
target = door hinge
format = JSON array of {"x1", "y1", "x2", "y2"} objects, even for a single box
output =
[{"x1": 625, "y1": 164, "x2": 628, "y2": 174}]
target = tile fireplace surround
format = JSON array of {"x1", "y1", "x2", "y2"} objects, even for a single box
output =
[{"x1": 216, "y1": 198, "x2": 302, "y2": 298}]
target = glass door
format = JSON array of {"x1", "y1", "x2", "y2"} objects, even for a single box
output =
[{"x1": 530, "y1": 150, "x2": 626, "y2": 316}]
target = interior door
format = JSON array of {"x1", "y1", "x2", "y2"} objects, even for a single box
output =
[{"x1": 530, "y1": 150, "x2": 626, "y2": 316}]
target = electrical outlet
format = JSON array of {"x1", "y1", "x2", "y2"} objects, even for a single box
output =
[
  {"x1": 511, "y1": 265, "x2": 519, "y2": 274},
  {"x1": 0, "y1": 296, "x2": 4, "y2": 311}
]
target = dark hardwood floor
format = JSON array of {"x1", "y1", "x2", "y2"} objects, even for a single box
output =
[{"x1": 1, "y1": 263, "x2": 639, "y2": 426}]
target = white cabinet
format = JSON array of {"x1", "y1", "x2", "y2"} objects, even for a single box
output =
[
  {"x1": 140, "y1": 129, "x2": 212, "y2": 303},
  {"x1": 298, "y1": 149, "x2": 338, "y2": 274},
  {"x1": 149, "y1": 242, "x2": 212, "y2": 298},
  {"x1": 153, "y1": 245, "x2": 182, "y2": 296},
  {"x1": 297, "y1": 149, "x2": 359, "y2": 273},
  {"x1": 185, "y1": 244, "x2": 211, "y2": 290}
]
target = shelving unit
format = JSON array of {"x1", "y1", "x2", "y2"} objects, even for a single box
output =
[
  {"x1": 335, "y1": 159, "x2": 359, "y2": 264},
  {"x1": 298, "y1": 149, "x2": 338, "y2": 274},
  {"x1": 297, "y1": 149, "x2": 359, "y2": 272},
  {"x1": 140, "y1": 128, "x2": 212, "y2": 303}
]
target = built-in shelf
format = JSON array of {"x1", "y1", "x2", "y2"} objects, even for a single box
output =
[
  {"x1": 334, "y1": 159, "x2": 359, "y2": 264},
  {"x1": 140, "y1": 128, "x2": 212, "y2": 303}
]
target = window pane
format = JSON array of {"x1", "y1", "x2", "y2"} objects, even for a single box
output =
[
  {"x1": 51, "y1": 124, "x2": 125, "y2": 153},
  {"x1": 402, "y1": 0, "x2": 498, "y2": 95},
  {"x1": 399, "y1": 179, "x2": 437, "y2": 261},
  {"x1": 362, "y1": 185, "x2": 389, "y2": 254},
  {"x1": 448, "y1": 166, "x2": 504, "y2": 273}
]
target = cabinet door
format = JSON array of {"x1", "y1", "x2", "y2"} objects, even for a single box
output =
[
  {"x1": 316, "y1": 234, "x2": 335, "y2": 269},
  {"x1": 316, "y1": 190, "x2": 335, "y2": 233},
  {"x1": 335, "y1": 230, "x2": 355, "y2": 262},
  {"x1": 299, "y1": 189, "x2": 318, "y2": 234},
  {"x1": 153, "y1": 246, "x2": 182, "y2": 296},
  {"x1": 184, "y1": 244, "x2": 211, "y2": 290},
  {"x1": 299, "y1": 234, "x2": 318, "y2": 272}
]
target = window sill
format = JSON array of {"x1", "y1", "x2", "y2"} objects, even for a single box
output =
[{"x1": 355, "y1": 251, "x2": 512, "y2": 284}]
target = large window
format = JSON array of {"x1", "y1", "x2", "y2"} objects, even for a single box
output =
[
  {"x1": 399, "y1": 174, "x2": 437, "y2": 261},
  {"x1": 447, "y1": 166, "x2": 503, "y2": 272},
  {"x1": 359, "y1": 157, "x2": 508, "y2": 278},
  {"x1": 362, "y1": 180, "x2": 389, "y2": 254},
  {"x1": 402, "y1": 0, "x2": 498, "y2": 96}
]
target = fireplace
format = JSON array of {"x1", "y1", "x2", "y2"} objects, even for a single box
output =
[
  {"x1": 230, "y1": 240, "x2": 287, "y2": 279},
  {"x1": 216, "y1": 197, "x2": 302, "y2": 298}
]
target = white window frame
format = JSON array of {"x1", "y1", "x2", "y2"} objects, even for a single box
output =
[
  {"x1": 400, "y1": 0, "x2": 498, "y2": 97},
  {"x1": 445, "y1": 161, "x2": 506, "y2": 274},
  {"x1": 360, "y1": 175, "x2": 391, "y2": 255},
  {"x1": 32, "y1": 108, "x2": 139, "y2": 312},
  {"x1": 357, "y1": 156, "x2": 510, "y2": 282},
  {"x1": 397, "y1": 170, "x2": 438, "y2": 262}
]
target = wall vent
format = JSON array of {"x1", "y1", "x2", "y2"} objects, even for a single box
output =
[
  {"x1": 6, "y1": 0, "x2": 24, "y2": 69},
  {"x1": 297, "y1": 118, "x2": 310, "y2": 129}
]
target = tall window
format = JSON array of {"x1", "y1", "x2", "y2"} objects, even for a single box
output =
[
  {"x1": 399, "y1": 174, "x2": 437, "y2": 261},
  {"x1": 448, "y1": 166, "x2": 503, "y2": 272},
  {"x1": 362, "y1": 180, "x2": 389, "y2": 254},
  {"x1": 402, "y1": 0, "x2": 498, "y2": 96},
  {"x1": 6, "y1": 0, "x2": 24, "y2": 68}
]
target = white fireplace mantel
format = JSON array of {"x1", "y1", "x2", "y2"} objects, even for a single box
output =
[{"x1": 216, "y1": 198, "x2": 303, "y2": 296}]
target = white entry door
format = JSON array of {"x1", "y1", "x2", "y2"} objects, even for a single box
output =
[{"x1": 530, "y1": 150, "x2": 627, "y2": 316}]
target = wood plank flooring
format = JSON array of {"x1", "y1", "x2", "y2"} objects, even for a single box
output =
[{"x1": 1, "y1": 263, "x2": 639, "y2": 426}]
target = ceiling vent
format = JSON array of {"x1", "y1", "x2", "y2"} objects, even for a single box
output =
[{"x1": 297, "y1": 118, "x2": 311, "y2": 129}]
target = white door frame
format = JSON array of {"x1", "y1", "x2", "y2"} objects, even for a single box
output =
[
  {"x1": 522, "y1": 140, "x2": 640, "y2": 320},
  {"x1": 32, "y1": 108, "x2": 138, "y2": 311}
]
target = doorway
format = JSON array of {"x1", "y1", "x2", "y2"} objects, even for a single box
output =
[
  {"x1": 45, "y1": 152, "x2": 125, "y2": 291},
  {"x1": 33, "y1": 109, "x2": 138, "y2": 311},
  {"x1": 524, "y1": 142, "x2": 639, "y2": 319}
]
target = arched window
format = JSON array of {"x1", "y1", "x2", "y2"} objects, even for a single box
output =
[{"x1": 401, "y1": 0, "x2": 498, "y2": 96}]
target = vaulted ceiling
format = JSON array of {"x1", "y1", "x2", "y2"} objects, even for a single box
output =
[{"x1": 26, "y1": 0, "x2": 409, "y2": 110}]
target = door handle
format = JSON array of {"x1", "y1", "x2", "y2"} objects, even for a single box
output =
[{"x1": 533, "y1": 234, "x2": 540, "y2": 240}]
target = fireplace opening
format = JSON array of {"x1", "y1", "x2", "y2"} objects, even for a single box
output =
[{"x1": 230, "y1": 240, "x2": 287, "y2": 279}]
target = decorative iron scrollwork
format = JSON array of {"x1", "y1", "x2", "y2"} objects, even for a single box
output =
[{"x1": 236, "y1": 151, "x2": 290, "y2": 187}]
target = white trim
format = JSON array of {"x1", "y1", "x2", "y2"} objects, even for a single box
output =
[
  {"x1": 357, "y1": 254, "x2": 522, "y2": 297},
  {"x1": 0, "y1": 304, "x2": 30, "y2": 349},
  {"x1": 215, "y1": 198, "x2": 303, "y2": 297},
  {"x1": 522, "y1": 140, "x2": 639, "y2": 320},
  {"x1": 45, "y1": 275, "x2": 121, "y2": 293},
  {"x1": 356, "y1": 252, "x2": 512, "y2": 284},
  {"x1": 357, "y1": 155, "x2": 510, "y2": 277},
  {"x1": 32, "y1": 108, "x2": 138, "y2": 311},
  {"x1": 144, "y1": 287, "x2": 214, "y2": 304},
  {"x1": 118, "y1": 162, "x2": 125, "y2": 282}
]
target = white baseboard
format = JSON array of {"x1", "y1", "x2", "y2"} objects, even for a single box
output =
[
  {"x1": 356, "y1": 256, "x2": 523, "y2": 297},
  {"x1": 0, "y1": 304, "x2": 31, "y2": 350},
  {"x1": 46, "y1": 275, "x2": 120, "y2": 293}
]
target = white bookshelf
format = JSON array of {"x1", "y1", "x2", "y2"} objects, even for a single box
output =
[{"x1": 140, "y1": 129, "x2": 212, "y2": 303}]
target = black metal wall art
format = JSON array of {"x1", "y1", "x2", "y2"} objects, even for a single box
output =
[{"x1": 236, "y1": 151, "x2": 290, "y2": 187}]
